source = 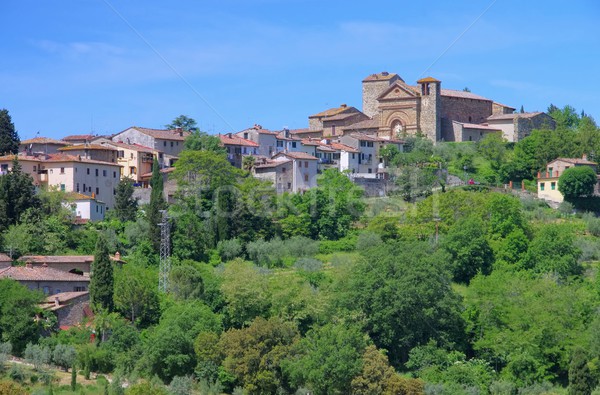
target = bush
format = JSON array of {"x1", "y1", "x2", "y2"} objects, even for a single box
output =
[
  {"x1": 294, "y1": 258, "x2": 323, "y2": 272},
  {"x1": 52, "y1": 344, "x2": 76, "y2": 371},
  {"x1": 0, "y1": 379, "x2": 27, "y2": 395},
  {"x1": 168, "y1": 376, "x2": 194, "y2": 395},
  {"x1": 246, "y1": 238, "x2": 285, "y2": 267},
  {"x1": 217, "y1": 239, "x2": 243, "y2": 262},
  {"x1": 587, "y1": 217, "x2": 600, "y2": 236},
  {"x1": 24, "y1": 343, "x2": 51, "y2": 371},
  {"x1": 318, "y1": 234, "x2": 357, "y2": 254},
  {"x1": 356, "y1": 231, "x2": 383, "y2": 251},
  {"x1": 0, "y1": 342, "x2": 11, "y2": 372},
  {"x1": 285, "y1": 236, "x2": 319, "y2": 258},
  {"x1": 559, "y1": 166, "x2": 597, "y2": 198}
]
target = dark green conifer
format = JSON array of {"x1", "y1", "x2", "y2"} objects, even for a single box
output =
[{"x1": 89, "y1": 234, "x2": 114, "y2": 312}]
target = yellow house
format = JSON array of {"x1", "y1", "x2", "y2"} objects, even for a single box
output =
[
  {"x1": 537, "y1": 156, "x2": 598, "y2": 203},
  {"x1": 96, "y1": 140, "x2": 155, "y2": 184}
]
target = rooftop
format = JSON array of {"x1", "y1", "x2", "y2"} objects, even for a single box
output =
[
  {"x1": 0, "y1": 153, "x2": 122, "y2": 167},
  {"x1": 219, "y1": 134, "x2": 260, "y2": 147},
  {"x1": 455, "y1": 122, "x2": 503, "y2": 131},
  {"x1": 254, "y1": 159, "x2": 291, "y2": 169},
  {"x1": 486, "y1": 112, "x2": 544, "y2": 121},
  {"x1": 21, "y1": 137, "x2": 70, "y2": 146},
  {"x1": 62, "y1": 134, "x2": 96, "y2": 142},
  {"x1": 309, "y1": 104, "x2": 356, "y2": 119},
  {"x1": 0, "y1": 265, "x2": 90, "y2": 282},
  {"x1": 58, "y1": 144, "x2": 117, "y2": 152},
  {"x1": 441, "y1": 89, "x2": 492, "y2": 101},
  {"x1": 102, "y1": 141, "x2": 157, "y2": 153},
  {"x1": 343, "y1": 116, "x2": 380, "y2": 131},
  {"x1": 273, "y1": 151, "x2": 319, "y2": 160},
  {"x1": 417, "y1": 76, "x2": 441, "y2": 83},
  {"x1": 363, "y1": 72, "x2": 401, "y2": 82},
  {"x1": 119, "y1": 127, "x2": 191, "y2": 141},
  {"x1": 551, "y1": 157, "x2": 597, "y2": 166}
]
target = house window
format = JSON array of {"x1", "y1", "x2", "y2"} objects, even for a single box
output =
[
  {"x1": 83, "y1": 183, "x2": 86, "y2": 192},
  {"x1": 352, "y1": 153, "x2": 355, "y2": 159},
  {"x1": 96, "y1": 187, "x2": 100, "y2": 195},
  {"x1": 113, "y1": 171, "x2": 117, "y2": 178},
  {"x1": 304, "y1": 174, "x2": 309, "y2": 182},
  {"x1": 360, "y1": 141, "x2": 366, "y2": 147},
  {"x1": 60, "y1": 167, "x2": 65, "y2": 174},
  {"x1": 87, "y1": 168, "x2": 90, "y2": 175},
  {"x1": 43, "y1": 286, "x2": 50, "y2": 294},
  {"x1": 74, "y1": 286, "x2": 86, "y2": 292},
  {"x1": 33, "y1": 165, "x2": 37, "y2": 171},
  {"x1": 60, "y1": 184, "x2": 65, "y2": 192},
  {"x1": 130, "y1": 166, "x2": 137, "y2": 175},
  {"x1": 551, "y1": 182, "x2": 556, "y2": 190},
  {"x1": 164, "y1": 141, "x2": 167, "y2": 147},
  {"x1": 540, "y1": 182, "x2": 545, "y2": 191},
  {"x1": 95, "y1": 169, "x2": 99, "y2": 176},
  {"x1": 368, "y1": 168, "x2": 372, "y2": 174},
  {"x1": 287, "y1": 182, "x2": 291, "y2": 189},
  {"x1": 76, "y1": 183, "x2": 80, "y2": 192},
  {"x1": 96, "y1": 206, "x2": 99, "y2": 213},
  {"x1": 304, "y1": 161, "x2": 308, "y2": 168},
  {"x1": 292, "y1": 142, "x2": 297, "y2": 148},
  {"x1": 171, "y1": 141, "x2": 174, "y2": 147},
  {"x1": 368, "y1": 142, "x2": 373, "y2": 148},
  {"x1": 118, "y1": 150, "x2": 124, "y2": 158},
  {"x1": 282, "y1": 167, "x2": 286, "y2": 173},
  {"x1": 103, "y1": 170, "x2": 107, "y2": 177},
  {"x1": 277, "y1": 141, "x2": 283, "y2": 148}
]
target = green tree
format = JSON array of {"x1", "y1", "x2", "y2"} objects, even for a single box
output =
[
  {"x1": 549, "y1": 105, "x2": 581, "y2": 129},
  {"x1": 147, "y1": 159, "x2": 166, "y2": 253},
  {"x1": 284, "y1": 322, "x2": 367, "y2": 395},
  {"x1": 338, "y1": 241, "x2": 465, "y2": 367},
  {"x1": 166, "y1": 115, "x2": 198, "y2": 132},
  {"x1": 169, "y1": 264, "x2": 204, "y2": 300},
  {"x1": 0, "y1": 109, "x2": 19, "y2": 155},
  {"x1": 0, "y1": 158, "x2": 39, "y2": 231},
  {"x1": 477, "y1": 132, "x2": 506, "y2": 171},
  {"x1": 114, "y1": 178, "x2": 138, "y2": 222},
  {"x1": 0, "y1": 280, "x2": 42, "y2": 354},
  {"x1": 568, "y1": 349, "x2": 594, "y2": 395},
  {"x1": 442, "y1": 216, "x2": 493, "y2": 284},
  {"x1": 522, "y1": 223, "x2": 581, "y2": 277},
  {"x1": 113, "y1": 264, "x2": 160, "y2": 328},
  {"x1": 184, "y1": 130, "x2": 225, "y2": 154},
  {"x1": 89, "y1": 234, "x2": 114, "y2": 312},
  {"x1": 242, "y1": 155, "x2": 256, "y2": 172},
  {"x1": 52, "y1": 344, "x2": 76, "y2": 371},
  {"x1": 559, "y1": 166, "x2": 597, "y2": 199},
  {"x1": 219, "y1": 317, "x2": 299, "y2": 394}
]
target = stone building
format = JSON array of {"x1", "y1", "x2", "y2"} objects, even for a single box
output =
[
  {"x1": 486, "y1": 112, "x2": 556, "y2": 142},
  {"x1": 0, "y1": 263, "x2": 89, "y2": 294},
  {"x1": 39, "y1": 291, "x2": 92, "y2": 330},
  {"x1": 304, "y1": 71, "x2": 554, "y2": 143}
]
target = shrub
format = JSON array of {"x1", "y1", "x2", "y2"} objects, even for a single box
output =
[
  {"x1": 356, "y1": 231, "x2": 383, "y2": 251},
  {"x1": 52, "y1": 344, "x2": 76, "y2": 371},
  {"x1": 217, "y1": 238, "x2": 243, "y2": 262},
  {"x1": 284, "y1": 236, "x2": 319, "y2": 258},
  {"x1": 168, "y1": 376, "x2": 194, "y2": 395},
  {"x1": 24, "y1": 343, "x2": 51, "y2": 371}
]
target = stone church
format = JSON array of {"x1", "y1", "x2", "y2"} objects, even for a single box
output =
[{"x1": 299, "y1": 72, "x2": 554, "y2": 143}]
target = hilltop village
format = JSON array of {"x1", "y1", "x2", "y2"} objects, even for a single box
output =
[{"x1": 0, "y1": 72, "x2": 555, "y2": 221}]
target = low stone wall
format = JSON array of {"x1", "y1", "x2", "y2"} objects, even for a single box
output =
[{"x1": 352, "y1": 177, "x2": 392, "y2": 197}]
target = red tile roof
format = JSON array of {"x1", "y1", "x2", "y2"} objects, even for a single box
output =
[
  {"x1": 44, "y1": 291, "x2": 89, "y2": 304},
  {"x1": 486, "y1": 112, "x2": 544, "y2": 121},
  {"x1": 58, "y1": 144, "x2": 117, "y2": 151},
  {"x1": 273, "y1": 151, "x2": 318, "y2": 160},
  {"x1": 0, "y1": 253, "x2": 12, "y2": 263},
  {"x1": 457, "y1": 122, "x2": 503, "y2": 131},
  {"x1": 417, "y1": 76, "x2": 440, "y2": 83},
  {"x1": 102, "y1": 141, "x2": 157, "y2": 153},
  {"x1": 21, "y1": 137, "x2": 70, "y2": 146},
  {"x1": 62, "y1": 134, "x2": 95, "y2": 142},
  {"x1": 254, "y1": 159, "x2": 291, "y2": 169},
  {"x1": 441, "y1": 89, "x2": 492, "y2": 101},
  {"x1": 120, "y1": 127, "x2": 190, "y2": 141},
  {"x1": 19, "y1": 255, "x2": 94, "y2": 264},
  {"x1": 493, "y1": 102, "x2": 516, "y2": 110},
  {"x1": 219, "y1": 134, "x2": 259, "y2": 147},
  {"x1": 330, "y1": 142, "x2": 360, "y2": 153},
  {"x1": 363, "y1": 72, "x2": 401, "y2": 82},
  {"x1": 309, "y1": 105, "x2": 356, "y2": 119},
  {"x1": 0, "y1": 153, "x2": 122, "y2": 167},
  {"x1": 0, "y1": 265, "x2": 90, "y2": 282},
  {"x1": 552, "y1": 158, "x2": 597, "y2": 166},
  {"x1": 343, "y1": 117, "x2": 380, "y2": 131}
]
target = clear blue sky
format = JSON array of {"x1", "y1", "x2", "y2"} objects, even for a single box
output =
[{"x1": 2, "y1": 0, "x2": 599, "y2": 140}]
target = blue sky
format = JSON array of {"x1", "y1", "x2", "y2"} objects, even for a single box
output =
[{"x1": 2, "y1": 0, "x2": 599, "y2": 140}]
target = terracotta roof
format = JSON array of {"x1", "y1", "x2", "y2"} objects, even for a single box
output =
[
  {"x1": 19, "y1": 255, "x2": 94, "y2": 264},
  {"x1": 343, "y1": 116, "x2": 380, "y2": 131},
  {"x1": 65, "y1": 192, "x2": 100, "y2": 201},
  {"x1": 486, "y1": 112, "x2": 544, "y2": 121},
  {"x1": 309, "y1": 105, "x2": 356, "y2": 119},
  {"x1": 102, "y1": 141, "x2": 156, "y2": 153},
  {"x1": 44, "y1": 291, "x2": 89, "y2": 304},
  {"x1": 347, "y1": 133, "x2": 405, "y2": 144},
  {"x1": 330, "y1": 142, "x2": 360, "y2": 153},
  {"x1": 58, "y1": 144, "x2": 117, "y2": 152},
  {"x1": 301, "y1": 139, "x2": 322, "y2": 146},
  {"x1": 493, "y1": 102, "x2": 516, "y2": 110},
  {"x1": 254, "y1": 159, "x2": 291, "y2": 169},
  {"x1": 119, "y1": 127, "x2": 190, "y2": 141},
  {"x1": 289, "y1": 128, "x2": 319, "y2": 135},
  {"x1": 552, "y1": 158, "x2": 597, "y2": 166},
  {"x1": 456, "y1": 122, "x2": 503, "y2": 131},
  {"x1": 62, "y1": 134, "x2": 95, "y2": 142},
  {"x1": 363, "y1": 72, "x2": 401, "y2": 82},
  {"x1": 417, "y1": 76, "x2": 440, "y2": 83},
  {"x1": 0, "y1": 253, "x2": 12, "y2": 263},
  {"x1": 21, "y1": 137, "x2": 70, "y2": 146},
  {"x1": 323, "y1": 112, "x2": 363, "y2": 122},
  {"x1": 237, "y1": 126, "x2": 279, "y2": 136},
  {"x1": 317, "y1": 145, "x2": 336, "y2": 153},
  {"x1": 219, "y1": 134, "x2": 260, "y2": 147},
  {"x1": 273, "y1": 151, "x2": 318, "y2": 160},
  {"x1": 140, "y1": 166, "x2": 176, "y2": 178},
  {"x1": 441, "y1": 89, "x2": 492, "y2": 101},
  {"x1": 0, "y1": 153, "x2": 122, "y2": 167},
  {"x1": 0, "y1": 265, "x2": 90, "y2": 282}
]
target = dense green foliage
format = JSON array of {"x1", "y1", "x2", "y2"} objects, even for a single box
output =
[
  {"x1": 3, "y1": 108, "x2": 600, "y2": 393},
  {"x1": 114, "y1": 177, "x2": 138, "y2": 222},
  {"x1": 560, "y1": 166, "x2": 598, "y2": 198},
  {"x1": 0, "y1": 109, "x2": 19, "y2": 155}
]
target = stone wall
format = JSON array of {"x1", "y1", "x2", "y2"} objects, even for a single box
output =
[
  {"x1": 362, "y1": 77, "x2": 399, "y2": 117},
  {"x1": 351, "y1": 176, "x2": 392, "y2": 197},
  {"x1": 419, "y1": 82, "x2": 441, "y2": 141},
  {"x1": 54, "y1": 294, "x2": 90, "y2": 328},
  {"x1": 24, "y1": 280, "x2": 89, "y2": 294},
  {"x1": 515, "y1": 113, "x2": 556, "y2": 141},
  {"x1": 439, "y1": 96, "x2": 492, "y2": 139}
]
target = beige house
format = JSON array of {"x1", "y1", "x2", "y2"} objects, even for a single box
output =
[
  {"x1": 58, "y1": 144, "x2": 118, "y2": 163},
  {"x1": 111, "y1": 126, "x2": 190, "y2": 167},
  {"x1": 219, "y1": 133, "x2": 260, "y2": 168},
  {"x1": 0, "y1": 153, "x2": 122, "y2": 208},
  {"x1": 252, "y1": 159, "x2": 293, "y2": 194},
  {"x1": 96, "y1": 139, "x2": 155, "y2": 183},
  {"x1": 537, "y1": 157, "x2": 598, "y2": 203},
  {"x1": 62, "y1": 134, "x2": 96, "y2": 144},
  {"x1": 272, "y1": 151, "x2": 318, "y2": 192}
]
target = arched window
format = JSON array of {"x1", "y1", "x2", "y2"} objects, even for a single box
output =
[{"x1": 391, "y1": 120, "x2": 404, "y2": 135}]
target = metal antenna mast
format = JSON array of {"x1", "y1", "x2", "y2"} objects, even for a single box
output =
[{"x1": 158, "y1": 209, "x2": 171, "y2": 293}]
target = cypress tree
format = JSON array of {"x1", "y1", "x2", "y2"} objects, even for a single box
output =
[
  {"x1": 89, "y1": 234, "x2": 114, "y2": 312},
  {"x1": 70, "y1": 362, "x2": 77, "y2": 391},
  {"x1": 114, "y1": 177, "x2": 138, "y2": 222},
  {"x1": 568, "y1": 349, "x2": 594, "y2": 395},
  {"x1": 0, "y1": 109, "x2": 19, "y2": 155},
  {"x1": 0, "y1": 157, "x2": 39, "y2": 231},
  {"x1": 147, "y1": 158, "x2": 166, "y2": 253}
]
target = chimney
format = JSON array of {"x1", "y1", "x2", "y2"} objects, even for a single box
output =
[
  {"x1": 583, "y1": 154, "x2": 588, "y2": 161},
  {"x1": 341, "y1": 104, "x2": 347, "y2": 108},
  {"x1": 54, "y1": 297, "x2": 60, "y2": 307},
  {"x1": 42, "y1": 262, "x2": 48, "y2": 268},
  {"x1": 227, "y1": 133, "x2": 233, "y2": 138},
  {"x1": 381, "y1": 71, "x2": 389, "y2": 76},
  {"x1": 25, "y1": 262, "x2": 32, "y2": 269}
]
